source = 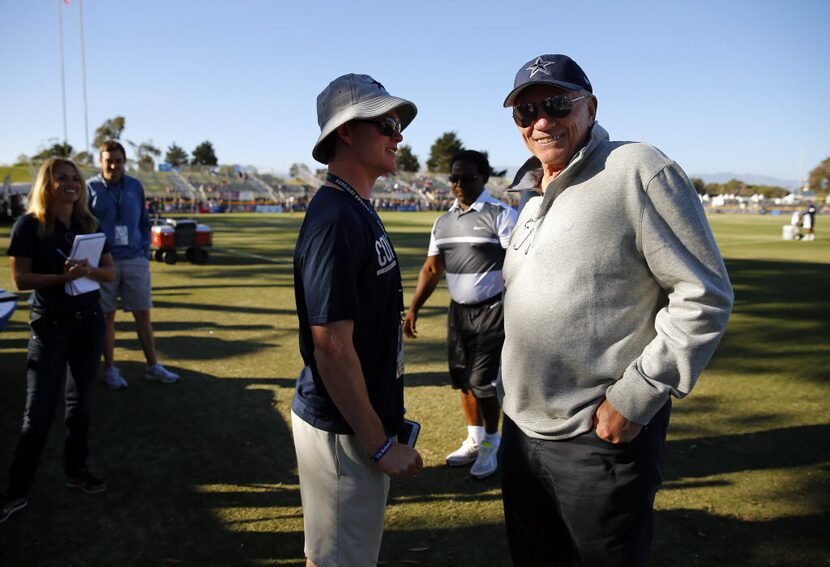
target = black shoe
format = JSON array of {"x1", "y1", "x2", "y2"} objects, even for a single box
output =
[
  {"x1": 0, "y1": 495, "x2": 28, "y2": 523},
  {"x1": 66, "y1": 472, "x2": 107, "y2": 494}
]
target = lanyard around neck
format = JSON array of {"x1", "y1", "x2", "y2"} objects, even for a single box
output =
[
  {"x1": 325, "y1": 174, "x2": 384, "y2": 231},
  {"x1": 106, "y1": 179, "x2": 124, "y2": 224},
  {"x1": 325, "y1": 173, "x2": 404, "y2": 313}
]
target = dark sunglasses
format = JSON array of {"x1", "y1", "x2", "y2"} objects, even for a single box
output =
[
  {"x1": 448, "y1": 174, "x2": 481, "y2": 185},
  {"x1": 512, "y1": 93, "x2": 590, "y2": 127},
  {"x1": 362, "y1": 116, "x2": 402, "y2": 137}
]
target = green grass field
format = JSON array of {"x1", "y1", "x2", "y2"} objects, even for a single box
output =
[{"x1": 0, "y1": 212, "x2": 828, "y2": 566}]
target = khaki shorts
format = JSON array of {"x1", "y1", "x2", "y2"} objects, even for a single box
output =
[
  {"x1": 291, "y1": 411, "x2": 390, "y2": 567},
  {"x1": 99, "y1": 255, "x2": 152, "y2": 313}
]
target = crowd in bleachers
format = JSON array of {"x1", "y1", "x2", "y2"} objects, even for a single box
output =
[
  {"x1": 2, "y1": 165, "x2": 524, "y2": 221},
  {"x1": 130, "y1": 166, "x2": 520, "y2": 215}
]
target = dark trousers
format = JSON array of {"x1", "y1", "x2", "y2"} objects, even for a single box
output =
[
  {"x1": 6, "y1": 307, "x2": 104, "y2": 499},
  {"x1": 498, "y1": 401, "x2": 671, "y2": 567}
]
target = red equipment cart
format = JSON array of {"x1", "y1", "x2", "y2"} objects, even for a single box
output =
[{"x1": 151, "y1": 218, "x2": 212, "y2": 264}]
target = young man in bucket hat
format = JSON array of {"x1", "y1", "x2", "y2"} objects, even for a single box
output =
[
  {"x1": 497, "y1": 54, "x2": 734, "y2": 566},
  {"x1": 291, "y1": 73, "x2": 423, "y2": 567}
]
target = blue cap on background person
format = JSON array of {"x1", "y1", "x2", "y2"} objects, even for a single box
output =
[
  {"x1": 503, "y1": 54, "x2": 593, "y2": 107},
  {"x1": 313, "y1": 74, "x2": 417, "y2": 164}
]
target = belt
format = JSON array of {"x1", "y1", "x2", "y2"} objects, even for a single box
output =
[
  {"x1": 452, "y1": 293, "x2": 503, "y2": 309},
  {"x1": 31, "y1": 306, "x2": 99, "y2": 320}
]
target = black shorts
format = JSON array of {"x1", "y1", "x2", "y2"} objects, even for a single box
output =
[{"x1": 447, "y1": 294, "x2": 504, "y2": 399}]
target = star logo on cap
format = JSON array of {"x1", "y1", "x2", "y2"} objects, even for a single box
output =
[{"x1": 526, "y1": 57, "x2": 554, "y2": 78}]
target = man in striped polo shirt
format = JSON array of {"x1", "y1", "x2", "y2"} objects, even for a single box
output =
[{"x1": 404, "y1": 150, "x2": 518, "y2": 479}]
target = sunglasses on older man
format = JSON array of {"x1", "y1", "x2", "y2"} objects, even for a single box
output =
[
  {"x1": 360, "y1": 116, "x2": 402, "y2": 138},
  {"x1": 512, "y1": 93, "x2": 590, "y2": 127}
]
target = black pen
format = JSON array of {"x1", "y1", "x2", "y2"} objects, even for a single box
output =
[{"x1": 56, "y1": 249, "x2": 68, "y2": 260}]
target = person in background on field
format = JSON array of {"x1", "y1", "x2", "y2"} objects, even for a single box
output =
[
  {"x1": 292, "y1": 73, "x2": 423, "y2": 567},
  {"x1": 404, "y1": 150, "x2": 517, "y2": 480},
  {"x1": 1, "y1": 158, "x2": 115, "y2": 524},
  {"x1": 790, "y1": 209, "x2": 803, "y2": 240},
  {"x1": 803, "y1": 202, "x2": 816, "y2": 240},
  {"x1": 87, "y1": 141, "x2": 180, "y2": 389},
  {"x1": 497, "y1": 53, "x2": 734, "y2": 566},
  {"x1": 146, "y1": 197, "x2": 159, "y2": 221}
]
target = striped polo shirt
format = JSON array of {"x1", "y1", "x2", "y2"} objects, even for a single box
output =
[{"x1": 428, "y1": 190, "x2": 518, "y2": 304}]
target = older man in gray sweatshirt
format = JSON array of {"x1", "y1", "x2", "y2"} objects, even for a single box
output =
[{"x1": 497, "y1": 54, "x2": 734, "y2": 566}]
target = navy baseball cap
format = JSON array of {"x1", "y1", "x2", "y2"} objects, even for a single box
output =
[{"x1": 503, "y1": 54, "x2": 593, "y2": 107}]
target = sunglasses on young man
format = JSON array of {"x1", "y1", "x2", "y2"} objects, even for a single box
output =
[
  {"x1": 362, "y1": 116, "x2": 402, "y2": 138},
  {"x1": 512, "y1": 93, "x2": 590, "y2": 128}
]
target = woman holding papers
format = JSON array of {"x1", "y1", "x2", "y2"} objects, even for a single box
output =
[{"x1": 1, "y1": 158, "x2": 115, "y2": 524}]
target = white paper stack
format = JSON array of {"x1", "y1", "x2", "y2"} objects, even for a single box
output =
[{"x1": 64, "y1": 233, "x2": 106, "y2": 296}]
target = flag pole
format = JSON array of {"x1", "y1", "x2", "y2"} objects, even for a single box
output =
[
  {"x1": 78, "y1": 0, "x2": 90, "y2": 155},
  {"x1": 57, "y1": 0, "x2": 68, "y2": 147}
]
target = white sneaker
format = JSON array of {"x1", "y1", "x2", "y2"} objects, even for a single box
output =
[
  {"x1": 446, "y1": 437, "x2": 479, "y2": 467},
  {"x1": 470, "y1": 441, "x2": 498, "y2": 479},
  {"x1": 103, "y1": 367, "x2": 128, "y2": 390},
  {"x1": 144, "y1": 364, "x2": 180, "y2": 383}
]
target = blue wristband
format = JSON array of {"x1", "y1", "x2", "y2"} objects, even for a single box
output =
[{"x1": 370, "y1": 438, "x2": 394, "y2": 463}]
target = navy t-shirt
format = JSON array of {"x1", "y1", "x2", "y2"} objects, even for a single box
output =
[
  {"x1": 6, "y1": 213, "x2": 109, "y2": 314},
  {"x1": 292, "y1": 186, "x2": 405, "y2": 436}
]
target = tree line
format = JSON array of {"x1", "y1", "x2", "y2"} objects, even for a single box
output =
[
  {"x1": 396, "y1": 131, "x2": 507, "y2": 176},
  {"x1": 689, "y1": 178, "x2": 791, "y2": 199},
  {"x1": 16, "y1": 116, "x2": 218, "y2": 170},
  {"x1": 13, "y1": 116, "x2": 830, "y2": 194}
]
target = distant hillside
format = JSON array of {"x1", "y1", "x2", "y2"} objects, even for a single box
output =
[{"x1": 691, "y1": 173, "x2": 800, "y2": 191}]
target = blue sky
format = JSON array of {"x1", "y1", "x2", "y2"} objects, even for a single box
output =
[{"x1": 1, "y1": 0, "x2": 828, "y2": 182}]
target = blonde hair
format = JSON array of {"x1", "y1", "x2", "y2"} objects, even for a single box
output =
[{"x1": 27, "y1": 158, "x2": 98, "y2": 238}]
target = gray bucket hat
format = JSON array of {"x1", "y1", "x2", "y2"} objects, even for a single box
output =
[{"x1": 312, "y1": 73, "x2": 417, "y2": 164}]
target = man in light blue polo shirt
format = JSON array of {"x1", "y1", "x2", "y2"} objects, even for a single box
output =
[{"x1": 88, "y1": 141, "x2": 179, "y2": 389}]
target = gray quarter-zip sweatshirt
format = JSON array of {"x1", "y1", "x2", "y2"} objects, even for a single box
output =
[{"x1": 498, "y1": 123, "x2": 733, "y2": 440}]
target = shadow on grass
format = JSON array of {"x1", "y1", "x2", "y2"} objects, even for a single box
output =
[
  {"x1": 380, "y1": 523, "x2": 510, "y2": 567},
  {"x1": 667, "y1": 395, "x2": 791, "y2": 438},
  {"x1": 378, "y1": 506, "x2": 830, "y2": 567},
  {"x1": 0, "y1": 354, "x2": 306, "y2": 566},
  {"x1": 711, "y1": 258, "x2": 830, "y2": 382},
  {"x1": 406, "y1": 371, "x2": 452, "y2": 388},
  {"x1": 104, "y1": 323, "x2": 289, "y2": 361},
  {"x1": 151, "y1": 300, "x2": 296, "y2": 317},
  {"x1": 2, "y1": 245, "x2": 828, "y2": 565},
  {"x1": 149, "y1": 251, "x2": 274, "y2": 268},
  {"x1": 182, "y1": 266, "x2": 295, "y2": 283},
  {"x1": 652, "y1": 509, "x2": 828, "y2": 566},
  {"x1": 149, "y1": 321, "x2": 275, "y2": 333},
  {"x1": 189, "y1": 250, "x2": 289, "y2": 267},
  {"x1": 152, "y1": 283, "x2": 285, "y2": 293},
  {"x1": 389, "y1": 464, "x2": 502, "y2": 505},
  {"x1": 112, "y1": 332, "x2": 288, "y2": 361},
  {"x1": 664, "y1": 423, "x2": 830, "y2": 481}
]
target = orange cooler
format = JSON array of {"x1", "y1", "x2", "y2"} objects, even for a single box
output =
[
  {"x1": 151, "y1": 225, "x2": 175, "y2": 248},
  {"x1": 195, "y1": 224, "x2": 212, "y2": 247}
]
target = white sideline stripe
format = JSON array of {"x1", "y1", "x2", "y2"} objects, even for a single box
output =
[{"x1": 213, "y1": 247, "x2": 289, "y2": 263}]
